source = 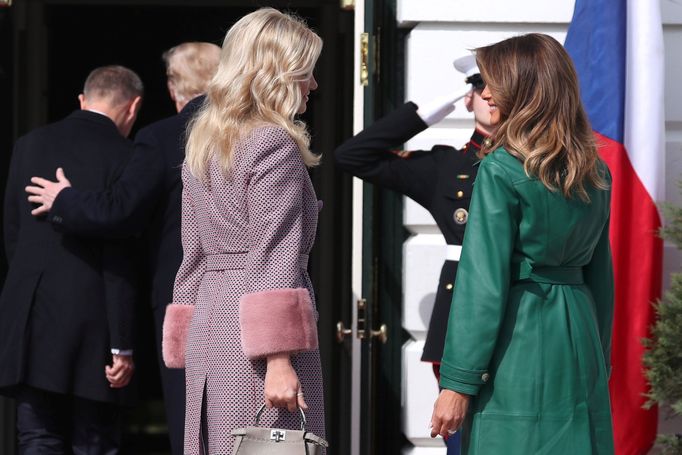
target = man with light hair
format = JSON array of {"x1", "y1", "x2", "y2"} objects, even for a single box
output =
[
  {"x1": 25, "y1": 42, "x2": 220, "y2": 454},
  {"x1": 0, "y1": 65, "x2": 142, "y2": 454},
  {"x1": 164, "y1": 42, "x2": 221, "y2": 112}
]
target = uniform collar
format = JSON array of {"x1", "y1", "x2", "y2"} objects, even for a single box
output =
[{"x1": 464, "y1": 128, "x2": 491, "y2": 154}]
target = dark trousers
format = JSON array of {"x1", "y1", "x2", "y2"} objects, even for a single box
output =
[
  {"x1": 16, "y1": 386, "x2": 121, "y2": 455},
  {"x1": 153, "y1": 303, "x2": 186, "y2": 455}
]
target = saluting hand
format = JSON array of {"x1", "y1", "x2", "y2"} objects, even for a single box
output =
[{"x1": 26, "y1": 167, "x2": 72, "y2": 215}]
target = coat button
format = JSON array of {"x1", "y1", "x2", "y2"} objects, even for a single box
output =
[
  {"x1": 481, "y1": 373, "x2": 490, "y2": 383},
  {"x1": 445, "y1": 283, "x2": 453, "y2": 291},
  {"x1": 456, "y1": 190, "x2": 464, "y2": 199}
]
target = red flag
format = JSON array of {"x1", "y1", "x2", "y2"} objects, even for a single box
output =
[{"x1": 565, "y1": 0, "x2": 664, "y2": 453}]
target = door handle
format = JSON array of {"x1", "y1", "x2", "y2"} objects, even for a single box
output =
[
  {"x1": 370, "y1": 324, "x2": 388, "y2": 344},
  {"x1": 336, "y1": 321, "x2": 353, "y2": 343},
  {"x1": 356, "y1": 298, "x2": 388, "y2": 343}
]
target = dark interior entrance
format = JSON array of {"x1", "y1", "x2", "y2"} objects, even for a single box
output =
[{"x1": 1, "y1": 1, "x2": 356, "y2": 453}]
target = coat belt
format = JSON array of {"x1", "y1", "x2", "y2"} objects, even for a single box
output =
[
  {"x1": 205, "y1": 252, "x2": 309, "y2": 271},
  {"x1": 510, "y1": 263, "x2": 584, "y2": 285}
]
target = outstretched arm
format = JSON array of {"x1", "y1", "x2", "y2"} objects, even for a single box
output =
[{"x1": 25, "y1": 129, "x2": 166, "y2": 238}]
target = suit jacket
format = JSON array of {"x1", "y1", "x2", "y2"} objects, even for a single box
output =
[
  {"x1": 0, "y1": 110, "x2": 137, "y2": 405},
  {"x1": 49, "y1": 96, "x2": 204, "y2": 310},
  {"x1": 334, "y1": 102, "x2": 485, "y2": 362}
]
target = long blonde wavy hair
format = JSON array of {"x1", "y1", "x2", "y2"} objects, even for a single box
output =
[
  {"x1": 476, "y1": 33, "x2": 607, "y2": 201},
  {"x1": 185, "y1": 8, "x2": 322, "y2": 179}
]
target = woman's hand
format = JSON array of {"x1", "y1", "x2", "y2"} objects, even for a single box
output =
[
  {"x1": 430, "y1": 389, "x2": 470, "y2": 439},
  {"x1": 265, "y1": 353, "x2": 308, "y2": 412}
]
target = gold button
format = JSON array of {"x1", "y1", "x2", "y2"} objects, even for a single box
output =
[
  {"x1": 456, "y1": 174, "x2": 470, "y2": 180},
  {"x1": 445, "y1": 283, "x2": 453, "y2": 291},
  {"x1": 454, "y1": 208, "x2": 468, "y2": 225},
  {"x1": 456, "y1": 190, "x2": 464, "y2": 199},
  {"x1": 481, "y1": 373, "x2": 490, "y2": 383}
]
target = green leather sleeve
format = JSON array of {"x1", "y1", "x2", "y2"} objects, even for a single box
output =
[
  {"x1": 439, "y1": 157, "x2": 519, "y2": 395},
  {"x1": 583, "y1": 214, "x2": 614, "y2": 372}
]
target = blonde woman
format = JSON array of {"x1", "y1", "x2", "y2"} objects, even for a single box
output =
[
  {"x1": 161, "y1": 8, "x2": 324, "y2": 454},
  {"x1": 430, "y1": 34, "x2": 614, "y2": 454}
]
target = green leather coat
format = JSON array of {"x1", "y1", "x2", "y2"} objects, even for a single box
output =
[{"x1": 440, "y1": 149, "x2": 615, "y2": 454}]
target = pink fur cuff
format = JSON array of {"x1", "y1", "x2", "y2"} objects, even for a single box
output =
[
  {"x1": 239, "y1": 288, "x2": 319, "y2": 359},
  {"x1": 162, "y1": 304, "x2": 194, "y2": 368}
]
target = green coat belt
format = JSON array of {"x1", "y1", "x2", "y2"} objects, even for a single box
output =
[{"x1": 440, "y1": 149, "x2": 615, "y2": 454}]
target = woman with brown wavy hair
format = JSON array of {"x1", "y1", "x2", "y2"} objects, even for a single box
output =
[{"x1": 430, "y1": 33, "x2": 615, "y2": 454}]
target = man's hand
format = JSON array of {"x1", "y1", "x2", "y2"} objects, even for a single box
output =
[
  {"x1": 105, "y1": 354, "x2": 135, "y2": 388},
  {"x1": 26, "y1": 167, "x2": 71, "y2": 216}
]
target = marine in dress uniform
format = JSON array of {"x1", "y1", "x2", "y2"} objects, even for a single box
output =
[
  {"x1": 335, "y1": 106, "x2": 487, "y2": 364},
  {"x1": 335, "y1": 56, "x2": 493, "y2": 454},
  {"x1": 335, "y1": 56, "x2": 492, "y2": 370}
]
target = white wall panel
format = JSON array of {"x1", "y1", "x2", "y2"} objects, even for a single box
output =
[
  {"x1": 663, "y1": 26, "x2": 682, "y2": 122},
  {"x1": 661, "y1": 0, "x2": 682, "y2": 24},
  {"x1": 401, "y1": 341, "x2": 446, "y2": 448},
  {"x1": 402, "y1": 447, "x2": 447, "y2": 455},
  {"x1": 397, "y1": 0, "x2": 575, "y2": 26},
  {"x1": 405, "y1": 25, "x2": 567, "y2": 123},
  {"x1": 403, "y1": 235, "x2": 446, "y2": 338}
]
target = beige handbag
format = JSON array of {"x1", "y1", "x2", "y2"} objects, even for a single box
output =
[{"x1": 231, "y1": 405, "x2": 329, "y2": 455}]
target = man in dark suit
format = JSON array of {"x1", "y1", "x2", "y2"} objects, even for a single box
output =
[
  {"x1": 25, "y1": 42, "x2": 220, "y2": 455},
  {"x1": 0, "y1": 65, "x2": 143, "y2": 454}
]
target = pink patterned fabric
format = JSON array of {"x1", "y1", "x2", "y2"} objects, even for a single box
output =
[
  {"x1": 162, "y1": 303, "x2": 194, "y2": 368},
  {"x1": 239, "y1": 288, "x2": 318, "y2": 359},
  {"x1": 168, "y1": 125, "x2": 325, "y2": 455}
]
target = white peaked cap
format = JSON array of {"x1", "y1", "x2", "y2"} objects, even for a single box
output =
[{"x1": 453, "y1": 54, "x2": 480, "y2": 77}]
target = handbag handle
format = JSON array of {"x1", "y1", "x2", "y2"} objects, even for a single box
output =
[{"x1": 255, "y1": 404, "x2": 307, "y2": 431}]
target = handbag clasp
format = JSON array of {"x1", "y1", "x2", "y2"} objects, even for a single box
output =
[{"x1": 270, "y1": 429, "x2": 286, "y2": 442}]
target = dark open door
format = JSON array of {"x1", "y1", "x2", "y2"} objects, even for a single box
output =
[
  {"x1": 1, "y1": 2, "x2": 357, "y2": 454},
  {"x1": 335, "y1": 0, "x2": 406, "y2": 453}
]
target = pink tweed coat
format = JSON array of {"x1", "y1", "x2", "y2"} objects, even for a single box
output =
[{"x1": 162, "y1": 125, "x2": 325, "y2": 455}]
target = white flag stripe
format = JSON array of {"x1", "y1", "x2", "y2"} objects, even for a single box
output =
[{"x1": 624, "y1": 0, "x2": 665, "y2": 202}]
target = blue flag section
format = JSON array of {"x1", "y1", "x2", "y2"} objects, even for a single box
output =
[{"x1": 565, "y1": 0, "x2": 625, "y2": 142}]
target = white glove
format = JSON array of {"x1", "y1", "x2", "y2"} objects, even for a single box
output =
[{"x1": 416, "y1": 89, "x2": 470, "y2": 127}]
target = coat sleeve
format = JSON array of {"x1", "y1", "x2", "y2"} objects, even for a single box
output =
[
  {"x1": 334, "y1": 102, "x2": 437, "y2": 208},
  {"x1": 101, "y1": 239, "x2": 138, "y2": 352},
  {"x1": 162, "y1": 167, "x2": 205, "y2": 368},
  {"x1": 583, "y1": 172, "x2": 614, "y2": 372},
  {"x1": 439, "y1": 157, "x2": 519, "y2": 395},
  {"x1": 49, "y1": 128, "x2": 165, "y2": 238},
  {"x1": 238, "y1": 127, "x2": 318, "y2": 359},
  {"x1": 3, "y1": 142, "x2": 23, "y2": 262}
]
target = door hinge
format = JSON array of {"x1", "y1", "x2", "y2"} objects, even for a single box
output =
[{"x1": 360, "y1": 32, "x2": 369, "y2": 87}]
